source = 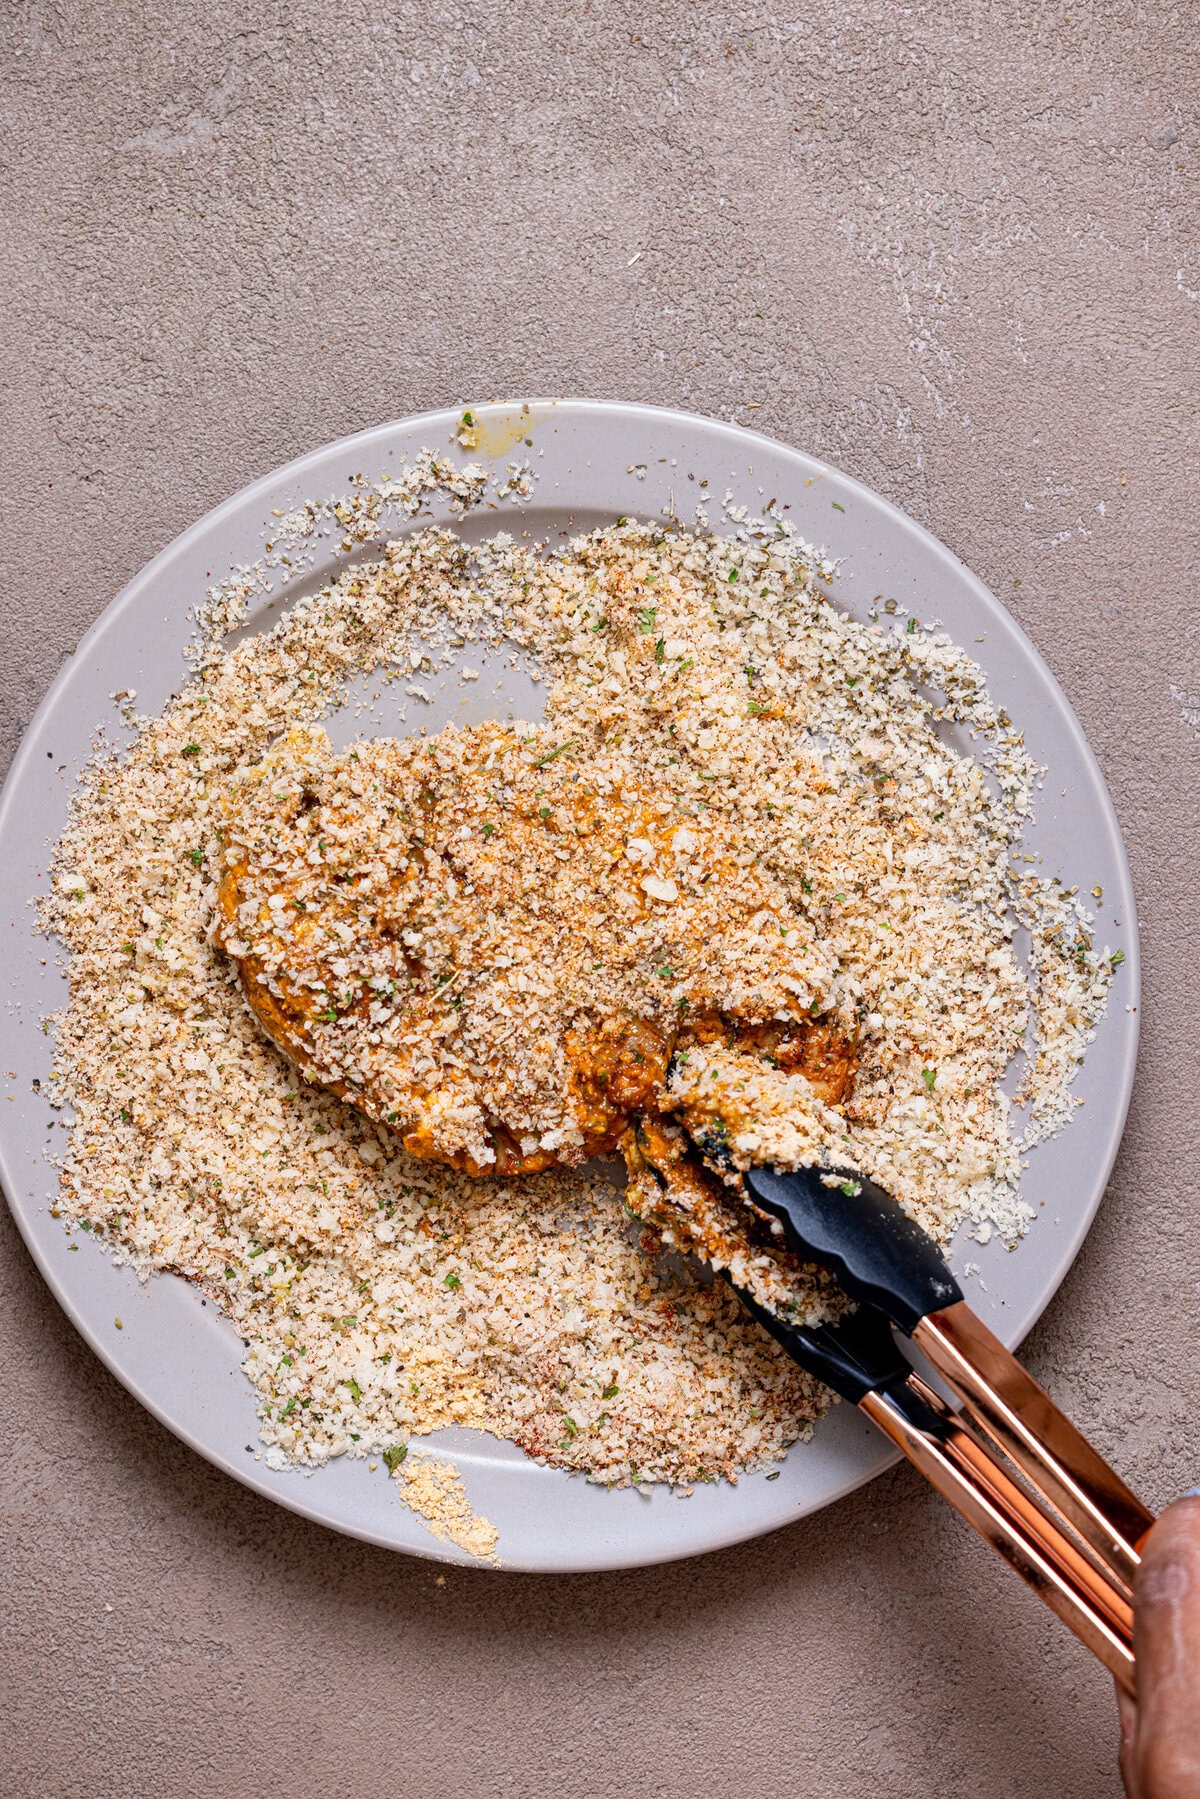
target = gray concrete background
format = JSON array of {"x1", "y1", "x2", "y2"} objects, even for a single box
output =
[{"x1": 2, "y1": 3, "x2": 1198, "y2": 1795}]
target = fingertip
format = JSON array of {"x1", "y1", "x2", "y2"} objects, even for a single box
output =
[
  {"x1": 1116, "y1": 1683, "x2": 1139, "y2": 1798},
  {"x1": 1116, "y1": 1681, "x2": 1138, "y2": 1738}
]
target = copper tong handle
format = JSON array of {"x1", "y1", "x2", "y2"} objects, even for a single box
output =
[
  {"x1": 914, "y1": 1302, "x2": 1155, "y2": 1602},
  {"x1": 862, "y1": 1374, "x2": 1138, "y2": 1692}
]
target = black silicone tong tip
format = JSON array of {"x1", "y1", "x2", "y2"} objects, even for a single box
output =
[
  {"x1": 743, "y1": 1163, "x2": 963, "y2": 1337},
  {"x1": 737, "y1": 1291, "x2": 947, "y2": 1438}
]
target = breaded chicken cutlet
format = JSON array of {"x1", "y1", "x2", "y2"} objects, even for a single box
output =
[{"x1": 216, "y1": 723, "x2": 859, "y2": 1201}]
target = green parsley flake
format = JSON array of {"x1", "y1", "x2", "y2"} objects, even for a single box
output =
[{"x1": 534, "y1": 739, "x2": 578, "y2": 768}]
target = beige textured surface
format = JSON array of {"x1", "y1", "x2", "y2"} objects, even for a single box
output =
[{"x1": 2, "y1": 4, "x2": 1198, "y2": 1795}]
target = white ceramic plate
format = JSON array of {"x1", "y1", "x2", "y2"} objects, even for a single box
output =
[{"x1": 0, "y1": 401, "x2": 1139, "y2": 1569}]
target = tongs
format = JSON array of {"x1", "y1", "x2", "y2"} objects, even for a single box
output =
[{"x1": 711, "y1": 1162, "x2": 1153, "y2": 1692}]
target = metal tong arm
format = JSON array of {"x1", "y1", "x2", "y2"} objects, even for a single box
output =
[
  {"x1": 744, "y1": 1294, "x2": 1136, "y2": 1693},
  {"x1": 863, "y1": 1377, "x2": 1135, "y2": 1693},
  {"x1": 743, "y1": 1165, "x2": 1154, "y2": 1604},
  {"x1": 913, "y1": 1302, "x2": 1153, "y2": 1599}
]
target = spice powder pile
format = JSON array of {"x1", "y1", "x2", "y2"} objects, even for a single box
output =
[{"x1": 41, "y1": 488, "x2": 1118, "y2": 1529}]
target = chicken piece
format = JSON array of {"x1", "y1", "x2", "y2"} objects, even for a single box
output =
[
  {"x1": 216, "y1": 721, "x2": 853, "y2": 1176},
  {"x1": 682, "y1": 1010, "x2": 859, "y2": 1109},
  {"x1": 623, "y1": 1116, "x2": 842, "y2": 1325}
]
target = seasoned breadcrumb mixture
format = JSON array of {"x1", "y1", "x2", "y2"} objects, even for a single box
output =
[{"x1": 41, "y1": 463, "x2": 1119, "y2": 1539}]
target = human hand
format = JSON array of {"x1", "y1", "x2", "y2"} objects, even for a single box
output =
[{"x1": 1119, "y1": 1497, "x2": 1200, "y2": 1797}]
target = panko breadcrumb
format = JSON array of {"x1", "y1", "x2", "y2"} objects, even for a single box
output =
[{"x1": 39, "y1": 464, "x2": 1119, "y2": 1553}]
